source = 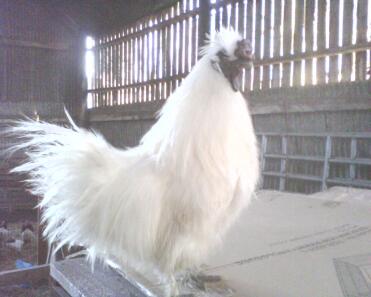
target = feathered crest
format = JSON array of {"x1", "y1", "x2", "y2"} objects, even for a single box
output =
[{"x1": 200, "y1": 27, "x2": 243, "y2": 59}]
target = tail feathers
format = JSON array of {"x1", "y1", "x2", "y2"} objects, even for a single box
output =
[{"x1": 7, "y1": 118, "x2": 123, "y2": 255}]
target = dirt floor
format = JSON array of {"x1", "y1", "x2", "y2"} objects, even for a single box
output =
[
  {"x1": 0, "y1": 209, "x2": 52, "y2": 296},
  {"x1": 0, "y1": 282, "x2": 50, "y2": 297}
]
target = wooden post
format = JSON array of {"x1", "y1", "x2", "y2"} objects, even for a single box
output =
[
  {"x1": 322, "y1": 136, "x2": 331, "y2": 190},
  {"x1": 260, "y1": 135, "x2": 267, "y2": 188},
  {"x1": 37, "y1": 206, "x2": 48, "y2": 265},
  {"x1": 198, "y1": 0, "x2": 210, "y2": 48},
  {"x1": 279, "y1": 136, "x2": 287, "y2": 191},
  {"x1": 350, "y1": 138, "x2": 357, "y2": 180}
]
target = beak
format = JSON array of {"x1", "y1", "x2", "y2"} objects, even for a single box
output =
[
  {"x1": 234, "y1": 39, "x2": 254, "y2": 66},
  {"x1": 216, "y1": 39, "x2": 254, "y2": 92}
]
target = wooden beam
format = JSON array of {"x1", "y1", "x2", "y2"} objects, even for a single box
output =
[
  {"x1": 93, "y1": 9, "x2": 199, "y2": 49},
  {"x1": 254, "y1": 42, "x2": 371, "y2": 67},
  {"x1": 0, "y1": 37, "x2": 69, "y2": 50},
  {"x1": 37, "y1": 206, "x2": 48, "y2": 265},
  {"x1": 0, "y1": 264, "x2": 49, "y2": 286}
]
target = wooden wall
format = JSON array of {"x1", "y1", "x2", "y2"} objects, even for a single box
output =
[
  {"x1": 0, "y1": 0, "x2": 85, "y2": 119},
  {"x1": 0, "y1": 0, "x2": 85, "y2": 211}
]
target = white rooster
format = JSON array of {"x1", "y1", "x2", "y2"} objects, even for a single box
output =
[{"x1": 9, "y1": 28, "x2": 259, "y2": 294}]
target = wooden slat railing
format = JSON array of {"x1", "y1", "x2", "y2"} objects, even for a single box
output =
[
  {"x1": 257, "y1": 133, "x2": 371, "y2": 194},
  {"x1": 88, "y1": 0, "x2": 370, "y2": 108}
]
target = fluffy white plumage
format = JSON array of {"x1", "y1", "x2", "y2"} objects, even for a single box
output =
[{"x1": 9, "y1": 28, "x2": 259, "y2": 280}]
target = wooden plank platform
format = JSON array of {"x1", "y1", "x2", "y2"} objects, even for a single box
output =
[
  {"x1": 50, "y1": 258, "x2": 147, "y2": 297},
  {"x1": 50, "y1": 257, "x2": 233, "y2": 297}
]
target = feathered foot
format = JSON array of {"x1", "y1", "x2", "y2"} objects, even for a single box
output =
[
  {"x1": 181, "y1": 270, "x2": 221, "y2": 291},
  {"x1": 175, "y1": 269, "x2": 235, "y2": 296},
  {"x1": 169, "y1": 275, "x2": 180, "y2": 297}
]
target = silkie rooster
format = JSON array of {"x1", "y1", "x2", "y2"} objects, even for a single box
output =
[{"x1": 9, "y1": 28, "x2": 259, "y2": 295}]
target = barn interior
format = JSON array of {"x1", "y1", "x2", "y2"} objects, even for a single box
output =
[{"x1": 0, "y1": 0, "x2": 370, "y2": 296}]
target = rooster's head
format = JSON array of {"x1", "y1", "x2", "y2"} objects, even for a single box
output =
[{"x1": 205, "y1": 28, "x2": 254, "y2": 92}]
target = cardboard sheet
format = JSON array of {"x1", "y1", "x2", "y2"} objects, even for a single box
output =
[{"x1": 205, "y1": 188, "x2": 371, "y2": 297}]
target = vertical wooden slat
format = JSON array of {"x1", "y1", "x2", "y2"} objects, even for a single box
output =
[
  {"x1": 355, "y1": 0, "x2": 368, "y2": 80},
  {"x1": 151, "y1": 24, "x2": 156, "y2": 84},
  {"x1": 98, "y1": 41, "x2": 102, "y2": 106},
  {"x1": 181, "y1": 19, "x2": 186, "y2": 76},
  {"x1": 130, "y1": 33, "x2": 134, "y2": 103},
  {"x1": 244, "y1": 0, "x2": 254, "y2": 90},
  {"x1": 341, "y1": 0, "x2": 354, "y2": 82},
  {"x1": 172, "y1": 23, "x2": 177, "y2": 81},
  {"x1": 162, "y1": 21, "x2": 167, "y2": 99},
  {"x1": 304, "y1": 0, "x2": 315, "y2": 86},
  {"x1": 328, "y1": 0, "x2": 340, "y2": 83},
  {"x1": 253, "y1": 0, "x2": 263, "y2": 90},
  {"x1": 199, "y1": 0, "x2": 209, "y2": 48},
  {"x1": 191, "y1": 12, "x2": 198, "y2": 66},
  {"x1": 139, "y1": 33, "x2": 143, "y2": 102},
  {"x1": 222, "y1": 4, "x2": 228, "y2": 27},
  {"x1": 113, "y1": 42, "x2": 118, "y2": 105},
  {"x1": 145, "y1": 26, "x2": 150, "y2": 101},
  {"x1": 117, "y1": 40, "x2": 121, "y2": 104},
  {"x1": 237, "y1": 0, "x2": 244, "y2": 34},
  {"x1": 281, "y1": 0, "x2": 293, "y2": 87},
  {"x1": 124, "y1": 35, "x2": 128, "y2": 104},
  {"x1": 107, "y1": 39, "x2": 111, "y2": 105},
  {"x1": 178, "y1": 16, "x2": 184, "y2": 76},
  {"x1": 215, "y1": 2, "x2": 221, "y2": 31},
  {"x1": 167, "y1": 23, "x2": 173, "y2": 96},
  {"x1": 132, "y1": 32, "x2": 136, "y2": 103},
  {"x1": 292, "y1": 0, "x2": 304, "y2": 86},
  {"x1": 122, "y1": 36, "x2": 125, "y2": 90},
  {"x1": 103, "y1": 38, "x2": 107, "y2": 105},
  {"x1": 271, "y1": 0, "x2": 282, "y2": 88},
  {"x1": 156, "y1": 22, "x2": 161, "y2": 100},
  {"x1": 98, "y1": 37, "x2": 106, "y2": 106},
  {"x1": 134, "y1": 34, "x2": 139, "y2": 103},
  {"x1": 93, "y1": 46, "x2": 97, "y2": 107},
  {"x1": 316, "y1": 0, "x2": 327, "y2": 84},
  {"x1": 108, "y1": 41, "x2": 111, "y2": 104},
  {"x1": 184, "y1": 17, "x2": 190, "y2": 74},
  {"x1": 111, "y1": 42, "x2": 115, "y2": 105},
  {"x1": 262, "y1": 0, "x2": 272, "y2": 89},
  {"x1": 231, "y1": 1, "x2": 236, "y2": 29},
  {"x1": 144, "y1": 27, "x2": 148, "y2": 102},
  {"x1": 111, "y1": 40, "x2": 115, "y2": 105}
]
